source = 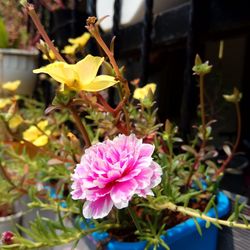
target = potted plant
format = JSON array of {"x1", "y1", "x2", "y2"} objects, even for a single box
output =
[
  {"x1": 0, "y1": 4, "x2": 250, "y2": 250},
  {"x1": 0, "y1": 0, "x2": 38, "y2": 96}
]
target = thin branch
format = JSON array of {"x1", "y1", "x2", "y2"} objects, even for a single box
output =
[{"x1": 154, "y1": 201, "x2": 250, "y2": 230}]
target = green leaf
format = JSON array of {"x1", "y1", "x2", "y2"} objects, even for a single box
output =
[
  {"x1": 205, "y1": 221, "x2": 211, "y2": 228},
  {"x1": 0, "y1": 18, "x2": 8, "y2": 48},
  {"x1": 193, "y1": 218, "x2": 202, "y2": 236},
  {"x1": 204, "y1": 195, "x2": 216, "y2": 214}
]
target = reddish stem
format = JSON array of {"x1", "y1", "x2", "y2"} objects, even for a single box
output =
[{"x1": 26, "y1": 4, "x2": 65, "y2": 62}]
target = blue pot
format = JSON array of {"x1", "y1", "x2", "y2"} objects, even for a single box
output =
[{"x1": 89, "y1": 192, "x2": 230, "y2": 250}]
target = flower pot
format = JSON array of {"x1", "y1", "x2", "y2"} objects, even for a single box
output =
[
  {"x1": 0, "y1": 211, "x2": 23, "y2": 234},
  {"x1": 0, "y1": 48, "x2": 39, "y2": 96},
  {"x1": 84, "y1": 192, "x2": 230, "y2": 250},
  {"x1": 96, "y1": 0, "x2": 188, "y2": 31}
]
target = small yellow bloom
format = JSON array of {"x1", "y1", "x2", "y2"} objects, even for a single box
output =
[
  {"x1": 22, "y1": 120, "x2": 51, "y2": 147},
  {"x1": 133, "y1": 83, "x2": 157, "y2": 101},
  {"x1": 33, "y1": 55, "x2": 118, "y2": 92},
  {"x1": 32, "y1": 135, "x2": 49, "y2": 147},
  {"x1": 62, "y1": 44, "x2": 78, "y2": 55},
  {"x1": 2, "y1": 80, "x2": 21, "y2": 91},
  {"x1": 8, "y1": 114, "x2": 23, "y2": 129},
  {"x1": 0, "y1": 98, "x2": 12, "y2": 109},
  {"x1": 68, "y1": 32, "x2": 91, "y2": 47},
  {"x1": 42, "y1": 50, "x2": 56, "y2": 61},
  {"x1": 223, "y1": 87, "x2": 242, "y2": 103}
]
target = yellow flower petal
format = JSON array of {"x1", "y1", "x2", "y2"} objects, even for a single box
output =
[
  {"x1": 8, "y1": 114, "x2": 23, "y2": 129},
  {"x1": 37, "y1": 120, "x2": 48, "y2": 131},
  {"x1": 68, "y1": 32, "x2": 91, "y2": 47},
  {"x1": 33, "y1": 62, "x2": 77, "y2": 86},
  {"x1": 62, "y1": 44, "x2": 78, "y2": 55},
  {"x1": 33, "y1": 135, "x2": 48, "y2": 147},
  {"x1": 223, "y1": 88, "x2": 242, "y2": 103},
  {"x1": 75, "y1": 55, "x2": 104, "y2": 86},
  {"x1": 82, "y1": 75, "x2": 118, "y2": 92},
  {"x1": 0, "y1": 98, "x2": 12, "y2": 109},
  {"x1": 22, "y1": 120, "x2": 50, "y2": 146},
  {"x1": 144, "y1": 83, "x2": 156, "y2": 94},
  {"x1": 34, "y1": 54, "x2": 116, "y2": 92},
  {"x1": 45, "y1": 129, "x2": 51, "y2": 136},
  {"x1": 133, "y1": 83, "x2": 157, "y2": 101},
  {"x1": 23, "y1": 126, "x2": 41, "y2": 142},
  {"x1": 2, "y1": 80, "x2": 21, "y2": 91}
]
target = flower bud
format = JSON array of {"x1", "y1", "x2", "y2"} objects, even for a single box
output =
[
  {"x1": 223, "y1": 87, "x2": 242, "y2": 103},
  {"x1": 1, "y1": 231, "x2": 15, "y2": 245},
  {"x1": 192, "y1": 54, "x2": 212, "y2": 75}
]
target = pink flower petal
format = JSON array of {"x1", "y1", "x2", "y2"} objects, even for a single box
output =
[
  {"x1": 111, "y1": 179, "x2": 138, "y2": 206},
  {"x1": 82, "y1": 195, "x2": 113, "y2": 219}
]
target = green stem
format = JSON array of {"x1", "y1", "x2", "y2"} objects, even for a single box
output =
[
  {"x1": 128, "y1": 206, "x2": 143, "y2": 234},
  {"x1": 153, "y1": 201, "x2": 250, "y2": 230}
]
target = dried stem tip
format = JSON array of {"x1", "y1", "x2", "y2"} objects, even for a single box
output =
[{"x1": 86, "y1": 16, "x2": 97, "y2": 26}]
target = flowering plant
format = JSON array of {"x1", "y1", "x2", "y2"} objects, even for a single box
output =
[{"x1": 0, "y1": 2, "x2": 250, "y2": 250}]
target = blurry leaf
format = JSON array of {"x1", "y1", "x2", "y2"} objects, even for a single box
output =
[
  {"x1": 204, "y1": 195, "x2": 216, "y2": 214},
  {"x1": 45, "y1": 105, "x2": 61, "y2": 115},
  {"x1": 0, "y1": 18, "x2": 8, "y2": 48},
  {"x1": 181, "y1": 145, "x2": 197, "y2": 156},
  {"x1": 223, "y1": 145, "x2": 232, "y2": 156},
  {"x1": 48, "y1": 159, "x2": 64, "y2": 165},
  {"x1": 193, "y1": 218, "x2": 202, "y2": 236},
  {"x1": 205, "y1": 221, "x2": 211, "y2": 228}
]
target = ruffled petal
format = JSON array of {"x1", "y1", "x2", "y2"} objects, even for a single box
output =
[
  {"x1": 111, "y1": 179, "x2": 138, "y2": 206},
  {"x1": 82, "y1": 195, "x2": 113, "y2": 219}
]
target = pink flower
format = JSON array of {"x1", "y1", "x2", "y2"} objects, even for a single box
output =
[{"x1": 71, "y1": 134, "x2": 162, "y2": 219}]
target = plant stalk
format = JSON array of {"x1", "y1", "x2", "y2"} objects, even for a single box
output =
[
  {"x1": 216, "y1": 102, "x2": 241, "y2": 176},
  {"x1": 128, "y1": 206, "x2": 143, "y2": 234},
  {"x1": 199, "y1": 74, "x2": 206, "y2": 148},
  {"x1": 25, "y1": 4, "x2": 65, "y2": 62},
  {"x1": 69, "y1": 107, "x2": 91, "y2": 148},
  {"x1": 86, "y1": 18, "x2": 131, "y2": 133},
  {"x1": 154, "y1": 201, "x2": 250, "y2": 230}
]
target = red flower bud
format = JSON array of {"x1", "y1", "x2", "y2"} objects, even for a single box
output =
[{"x1": 1, "y1": 231, "x2": 15, "y2": 245}]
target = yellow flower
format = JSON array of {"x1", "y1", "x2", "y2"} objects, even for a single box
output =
[
  {"x1": 8, "y1": 114, "x2": 23, "y2": 129},
  {"x1": 0, "y1": 98, "x2": 12, "y2": 109},
  {"x1": 68, "y1": 32, "x2": 91, "y2": 47},
  {"x1": 62, "y1": 44, "x2": 78, "y2": 55},
  {"x1": 133, "y1": 83, "x2": 156, "y2": 101},
  {"x1": 33, "y1": 55, "x2": 118, "y2": 92},
  {"x1": 42, "y1": 50, "x2": 56, "y2": 61},
  {"x1": 2, "y1": 80, "x2": 21, "y2": 91},
  {"x1": 22, "y1": 120, "x2": 51, "y2": 147},
  {"x1": 223, "y1": 87, "x2": 242, "y2": 103}
]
